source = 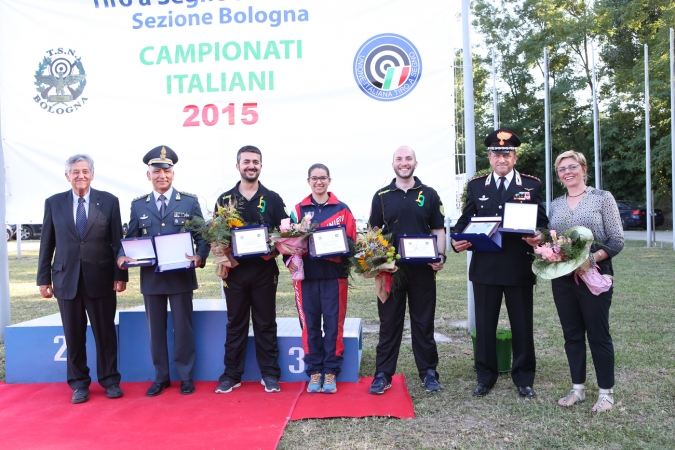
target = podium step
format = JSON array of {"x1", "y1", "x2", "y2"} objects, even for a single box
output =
[{"x1": 5, "y1": 300, "x2": 362, "y2": 383}]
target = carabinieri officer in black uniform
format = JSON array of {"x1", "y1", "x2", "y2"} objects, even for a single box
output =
[
  {"x1": 368, "y1": 146, "x2": 446, "y2": 395},
  {"x1": 214, "y1": 145, "x2": 289, "y2": 395},
  {"x1": 452, "y1": 129, "x2": 547, "y2": 399},
  {"x1": 118, "y1": 145, "x2": 209, "y2": 397}
]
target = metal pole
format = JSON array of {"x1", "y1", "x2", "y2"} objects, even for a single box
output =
[
  {"x1": 543, "y1": 48, "x2": 551, "y2": 215},
  {"x1": 670, "y1": 28, "x2": 674, "y2": 250},
  {"x1": 644, "y1": 44, "x2": 653, "y2": 246},
  {"x1": 0, "y1": 102, "x2": 11, "y2": 342},
  {"x1": 492, "y1": 48, "x2": 499, "y2": 129},
  {"x1": 16, "y1": 222, "x2": 22, "y2": 259},
  {"x1": 462, "y1": 0, "x2": 477, "y2": 333},
  {"x1": 592, "y1": 44, "x2": 601, "y2": 189}
]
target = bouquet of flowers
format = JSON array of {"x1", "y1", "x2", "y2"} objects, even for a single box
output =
[
  {"x1": 532, "y1": 226, "x2": 593, "y2": 280},
  {"x1": 269, "y1": 213, "x2": 316, "y2": 281},
  {"x1": 349, "y1": 225, "x2": 402, "y2": 303},
  {"x1": 185, "y1": 200, "x2": 244, "y2": 278}
]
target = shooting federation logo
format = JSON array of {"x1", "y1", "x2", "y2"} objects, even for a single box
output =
[
  {"x1": 33, "y1": 48, "x2": 88, "y2": 114},
  {"x1": 353, "y1": 34, "x2": 422, "y2": 102}
]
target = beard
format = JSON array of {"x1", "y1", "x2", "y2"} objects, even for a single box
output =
[
  {"x1": 394, "y1": 166, "x2": 415, "y2": 179},
  {"x1": 240, "y1": 168, "x2": 260, "y2": 182}
]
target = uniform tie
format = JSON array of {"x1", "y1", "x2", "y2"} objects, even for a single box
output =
[
  {"x1": 497, "y1": 176, "x2": 507, "y2": 200},
  {"x1": 158, "y1": 194, "x2": 167, "y2": 217},
  {"x1": 76, "y1": 197, "x2": 87, "y2": 239}
]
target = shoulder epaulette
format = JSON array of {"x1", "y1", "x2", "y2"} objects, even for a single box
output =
[
  {"x1": 469, "y1": 173, "x2": 489, "y2": 182},
  {"x1": 179, "y1": 191, "x2": 197, "y2": 198},
  {"x1": 520, "y1": 174, "x2": 541, "y2": 182},
  {"x1": 133, "y1": 193, "x2": 150, "y2": 202}
]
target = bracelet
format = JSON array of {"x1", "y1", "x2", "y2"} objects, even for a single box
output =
[
  {"x1": 437, "y1": 253, "x2": 446, "y2": 263},
  {"x1": 588, "y1": 252, "x2": 596, "y2": 266}
]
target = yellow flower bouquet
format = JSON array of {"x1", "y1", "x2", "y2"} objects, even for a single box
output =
[
  {"x1": 349, "y1": 225, "x2": 402, "y2": 303},
  {"x1": 185, "y1": 199, "x2": 245, "y2": 278}
]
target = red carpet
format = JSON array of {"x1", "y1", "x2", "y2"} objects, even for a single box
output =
[
  {"x1": 290, "y1": 374, "x2": 415, "y2": 420},
  {"x1": 0, "y1": 381, "x2": 303, "y2": 450}
]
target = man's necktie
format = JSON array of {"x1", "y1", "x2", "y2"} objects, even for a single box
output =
[
  {"x1": 497, "y1": 176, "x2": 507, "y2": 200},
  {"x1": 159, "y1": 194, "x2": 167, "y2": 217},
  {"x1": 76, "y1": 197, "x2": 87, "y2": 239}
]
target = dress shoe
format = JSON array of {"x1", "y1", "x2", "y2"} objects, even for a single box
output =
[
  {"x1": 518, "y1": 386, "x2": 537, "y2": 398},
  {"x1": 71, "y1": 387, "x2": 90, "y2": 404},
  {"x1": 105, "y1": 384, "x2": 124, "y2": 399},
  {"x1": 473, "y1": 383, "x2": 490, "y2": 397},
  {"x1": 146, "y1": 380, "x2": 171, "y2": 397},
  {"x1": 180, "y1": 380, "x2": 195, "y2": 395}
]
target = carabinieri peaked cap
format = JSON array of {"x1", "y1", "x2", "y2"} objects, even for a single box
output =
[
  {"x1": 143, "y1": 145, "x2": 178, "y2": 168},
  {"x1": 484, "y1": 129, "x2": 521, "y2": 154}
]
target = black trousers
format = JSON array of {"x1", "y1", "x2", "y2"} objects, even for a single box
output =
[
  {"x1": 473, "y1": 283, "x2": 536, "y2": 388},
  {"x1": 221, "y1": 264, "x2": 280, "y2": 382},
  {"x1": 57, "y1": 274, "x2": 120, "y2": 390},
  {"x1": 552, "y1": 275, "x2": 614, "y2": 389},
  {"x1": 375, "y1": 265, "x2": 438, "y2": 382},
  {"x1": 144, "y1": 291, "x2": 195, "y2": 382}
]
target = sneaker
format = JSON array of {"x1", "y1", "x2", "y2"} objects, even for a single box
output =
[
  {"x1": 215, "y1": 379, "x2": 241, "y2": 394},
  {"x1": 369, "y1": 372, "x2": 391, "y2": 395},
  {"x1": 307, "y1": 373, "x2": 323, "y2": 393},
  {"x1": 422, "y1": 370, "x2": 441, "y2": 392},
  {"x1": 261, "y1": 376, "x2": 281, "y2": 393},
  {"x1": 322, "y1": 373, "x2": 337, "y2": 394}
]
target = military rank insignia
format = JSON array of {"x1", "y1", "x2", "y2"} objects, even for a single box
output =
[{"x1": 513, "y1": 191, "x2": 531, "y2": 201}]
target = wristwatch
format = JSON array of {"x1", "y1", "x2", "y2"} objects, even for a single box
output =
[{"x1": 437, "y1": 253, "x2": 446, "y2": 263}]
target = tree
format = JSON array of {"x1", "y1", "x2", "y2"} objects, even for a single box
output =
[{"x1": 470, "y1": 0, "x2": 675, "y2": 207}]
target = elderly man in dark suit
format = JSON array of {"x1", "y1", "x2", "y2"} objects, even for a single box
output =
[
  {"x1": 118, "y1": 145, "x2": 209, "y2": 397},
  {"x1": 37, "y1": 154, "x2": 128, "y2": 404},
  {"x1": 452, "y1": 129, "x2": 547, "y2": 399}
]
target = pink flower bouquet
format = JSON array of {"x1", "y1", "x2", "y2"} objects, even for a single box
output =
[
  {"x1": 532, "y1": 226, "x2": 594, "y2": 279},
  {"x1": 269, "y1": 213, "x2": 316, "y2": 281}
]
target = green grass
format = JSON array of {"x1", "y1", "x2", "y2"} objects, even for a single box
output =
[{"x1": 3, "y1": 242, "x2": 675, "y2": 449}]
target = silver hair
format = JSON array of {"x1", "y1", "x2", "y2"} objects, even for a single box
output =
[{"x1": 65, "y1": 154, "x2": 95, "y2": 174}]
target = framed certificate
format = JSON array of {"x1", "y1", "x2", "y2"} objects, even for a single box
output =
[
  {"x1": 120, "y1": 236, "x2": 156, "y2": 268},
  {"x1": 231, "y1": 224, "x2": 271, "y2": 259},
  {"x1": 309, "y1": 225, "x2": 350, "y2": 259},
  {"x1": 499, "y1": 202, "x2": 538, "y2": 235},
  {"x1": 152, "y1": 231, "x2": 196, "y2": 273},
  {"x1": 398, "y1": 234, "x2": 441, "y2": 264},
  {"x1": 450, "y1": 217, "x2": 502, "y2": 252},
  {"x1": 462, "y1": 220, "x2": 501, "y2": 237}
]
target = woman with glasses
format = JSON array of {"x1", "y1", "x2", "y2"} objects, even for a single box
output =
[
  {"x1": 287, "y1": 163, "x2": 357, "y2": 394},
  {"x1": 538, "y1": 150, "x2": 624, "y2": 412}
]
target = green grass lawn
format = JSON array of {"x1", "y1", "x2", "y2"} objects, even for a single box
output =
[{"x1": 3, "y1": 242, "x2": 675, "y2": 449}]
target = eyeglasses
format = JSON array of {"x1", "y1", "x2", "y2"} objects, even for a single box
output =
[
  {"x1": 556, "y1": 164, "x2": 581, "y2": 174},
  {"x1": 308, "y1": 176, "x2": 329, "y2": 182}
]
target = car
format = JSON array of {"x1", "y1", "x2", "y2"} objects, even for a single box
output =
[
  {"x1": 6, "y1": 224, "x2": 14, "y2": 241},
  {"x1": 616, "y1": 200, "x2": 665, "y2": 230},
  {"x1": 355, "y1": 218, "x2": 368, "y2": 232},
  {"x1": 10, "y1": 224, "x2": 43, "y2": 240}
]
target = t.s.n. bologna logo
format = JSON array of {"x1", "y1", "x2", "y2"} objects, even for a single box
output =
[
  {"x1": 33, "y1": 48, "x2": 88, "y2": 114},
  {"x1": 353, "y1": 34, "x2": 422, "y2": 102}
]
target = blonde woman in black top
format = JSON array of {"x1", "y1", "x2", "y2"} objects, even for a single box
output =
[{"x1": 546, "y1": 150, "x2": 624, "y2": 413}]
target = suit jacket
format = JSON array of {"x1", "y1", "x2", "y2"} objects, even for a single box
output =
[
  {"x1": 455, "y1": 170, "x2": 548, "y2": 286},
  {"x1": 37, "y1": 188, "x2": 128, "y2": 300},
  {"x1": 121, "y1": 188, "x2": 209, "y2": 295}
]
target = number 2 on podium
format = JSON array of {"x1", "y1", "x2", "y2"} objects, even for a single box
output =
[{"x1": 54, "y1": 336, "x2": 67, "y2": 361}]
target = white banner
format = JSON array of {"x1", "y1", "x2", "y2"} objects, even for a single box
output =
[{"x1": 0, "y1": 0, "x2": 455, "y2": 225}]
